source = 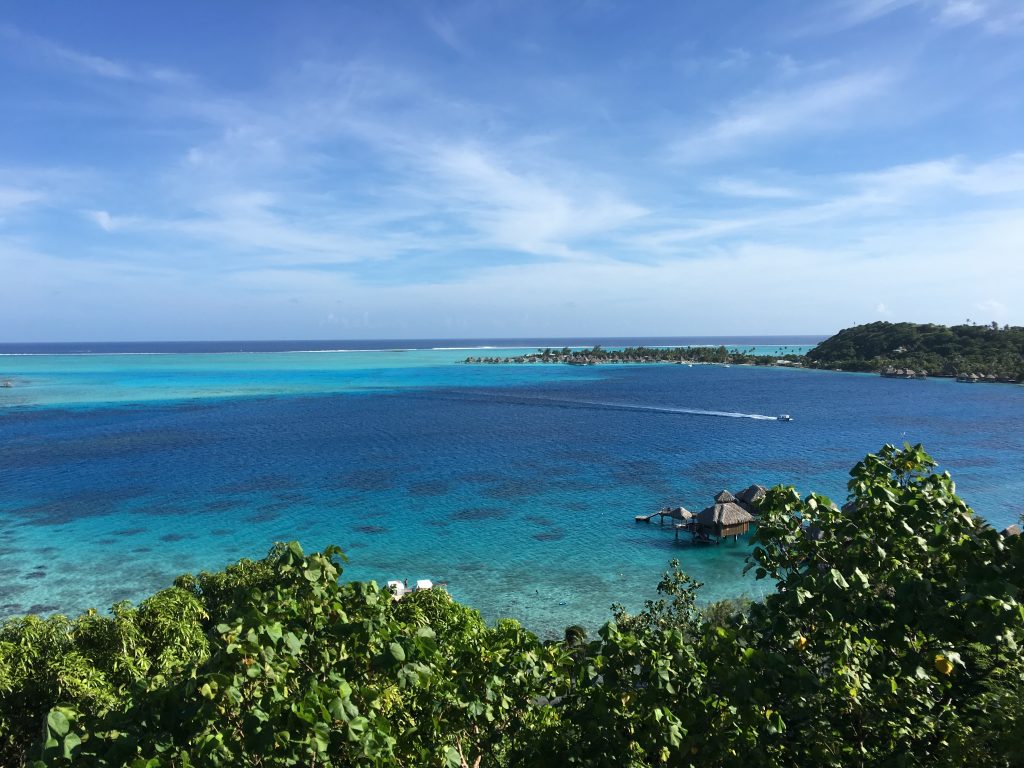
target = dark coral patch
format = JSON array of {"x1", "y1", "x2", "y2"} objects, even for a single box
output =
[
  {"x1": 480, "y1": 480, "x2": 534, "y2": 500},
  {"x1": 204, "y1": 499, "x2": 250, "y2": 512},
  {"x1": 532, "y1": 530, "x2": 566, "y2": 542},
  {"x1": 245, "y1": 510, "x2": 281, "y2": 523},
  {"x1": 408, "y1": 480, "x2": 449, "y2": 497},
  {"x1": 112, "y1": 527, "x2": 145, "y2": 537},
  {"x1": 524, "y1": 515, "x2": 554, "y2": 526},
  {"x1": 210, "y1": 528, "x2": 233, "y2": 536},
  {"x1": 159, "y1": 533, "x2": 189, "y2": 543},
  {"x1": 334, "y1": 469, "x2": 396, "y2": 493},
  {"x1": 16, "y1": 488, "x2": 150, "y2": 526},
  {"x1": 273, "y1": 492, "x2": 311, "y2": 503},
  {"x1": 141, "y1": 504, "x2": 189, "y2": 517},
  {"x1": 354, "y1": 524, "x2": 389, "y2": 535},
  {"x1": 215, "y1": 475, "x2": 293, "y2": 494},
  {"x1": 449, "y1": 507, "x2": 510, "y2": 522}
]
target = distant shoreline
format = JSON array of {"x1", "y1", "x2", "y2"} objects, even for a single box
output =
[{"x1": 0, "y1": 336, "x2": 826, "y2": 356}]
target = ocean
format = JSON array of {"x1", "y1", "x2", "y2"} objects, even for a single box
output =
[{"x1": 2, "y1": 337, "x2": 1022, "y2": 638}]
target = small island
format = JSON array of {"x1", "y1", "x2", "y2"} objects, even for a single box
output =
[
  {"x1": 463, "y1": 344, "x2": 806, "y2": 367},
  {"x1": 464, "y1": 321, "x2": 1024, "y2": 383},
  {"x1": 805, "y1": 321, "x2": 1024, "y2": 382}
]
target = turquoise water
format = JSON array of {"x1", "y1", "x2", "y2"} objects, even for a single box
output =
[{"x1": 2, "y1": 343, "x2": 1021, "y2": 638}]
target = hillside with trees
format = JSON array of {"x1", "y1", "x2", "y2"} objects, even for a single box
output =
[
  {"x1": 806, "y1": 321, "x2": 1024, "y2": 381},
  {"x1": 3, "y1": 445, "x2": 1023, "y2": 767}
]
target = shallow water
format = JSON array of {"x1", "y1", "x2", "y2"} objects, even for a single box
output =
[{"x1": 2, "y1": 343, "x2": 1021, "y2": 638}]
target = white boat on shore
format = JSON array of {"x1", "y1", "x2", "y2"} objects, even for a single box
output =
[{"x1": 386, "y1": 578, "x2": 436, "y2": 599}]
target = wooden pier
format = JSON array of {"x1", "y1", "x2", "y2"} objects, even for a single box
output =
[{"x1": 635, "y1": 507, "x2": 689, "y2": 525}]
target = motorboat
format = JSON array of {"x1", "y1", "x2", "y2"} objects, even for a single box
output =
[{"x1": 777, "y1": 414, "x2": 793, "y2": 422}]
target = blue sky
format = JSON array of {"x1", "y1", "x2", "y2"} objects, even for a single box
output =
[{"x1": 1, "y1": 0, "x2": 1023, "y2": 340}]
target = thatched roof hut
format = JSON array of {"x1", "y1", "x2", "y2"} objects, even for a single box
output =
[
  {"x1": 670, "y1": 506, "x2": 693, "y2": 521},
  {"x1": 735, "y1": 484, "x2": 766, "y2": 512},
  {"x1": 714, "y1": 490, "x2": 737, "y2": 504},
  {"x1": 1001, "y1": 524, "x2": 1022, "y2": 538},
  {"x1": 696, "y1": 500, "x2": 754, "y2": 539}
]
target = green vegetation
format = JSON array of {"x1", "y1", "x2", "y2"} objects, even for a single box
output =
[
  {"x1": 465, "y1": 345, "x2": 805, "y2": 366},
  {"x1": 806, "y1": 321, "x2": 1024, "y2": 380},
  {"x1": 3, "y1": 444, "x2": 1024, "y2": 766},
  {"x1": 463, "y1": 323, "x2": 1024, "y2": 382}
]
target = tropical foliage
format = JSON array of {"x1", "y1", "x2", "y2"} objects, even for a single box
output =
[
  {"x1": 807, "y1": 321, "x2": 1024, "y2": 380},
  {"x1": 465, "y1": 345, "x2": 804, "y2": 366},
  {"x1": 2, "y1": 444, "x2": 1023, "y2": 767}
]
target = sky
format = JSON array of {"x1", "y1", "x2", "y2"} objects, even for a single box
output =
[{"x1": 1, "y1": 0, "x2": 1023, "y2": 341}]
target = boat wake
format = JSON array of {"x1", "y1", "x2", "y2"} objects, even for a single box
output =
[
  {"x1": 457, "y1": 392, "x2": 780, "y2": 421},
  {"x1": 571, "y1": 399, "x2": 779, "y2": 421}
]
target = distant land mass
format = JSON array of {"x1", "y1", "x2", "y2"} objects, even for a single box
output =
[
  {"x1": 465, "y1": 322, "x2": 1024, "y2": 383},
  {"x1": 807, "y1": 321, "x2": 1024, "y2": 382}
]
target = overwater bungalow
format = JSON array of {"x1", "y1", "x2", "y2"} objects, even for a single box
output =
[
  {"x1": 1001, "y1": 524, "x2": 1022, "y2": 538},
  {"x1": 734, "y1": 484, "x2": 767, "y2": 513},
  {"x1": 695, "y1": 493, "x2": 754, "y2": 541},
  {"x1": 670, "y1": 506, "x2": 693, "y2": 522}
]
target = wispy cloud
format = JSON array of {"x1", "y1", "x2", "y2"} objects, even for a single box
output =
[
  {"x1": 707, "y1": 177, "x2": 802, "y2": 199},
  {"x1": 0, "y1": 186, "x2": 44, "y2": 215},
  {"x1": 0, "y1": 24, "x2": 189, "y2": 83},
  {"x1": 935, "y1": 0, "x2": 1024, "y2": 32},
  {"x1": 671, "y1": 71, "x2": 894, "y2": 163},
  {"x1": 421, "y1": 144, "x2": 647, "y2": 260},
  {"x1": 849, "y1": 153, "x2": 1024, "y2": 198},
  {"x1": 424, "y1": 12, "x2": 469, "y2": 54},
  {"x1": 809, "y1": 0, "x2": 1024, "y2": 34}
]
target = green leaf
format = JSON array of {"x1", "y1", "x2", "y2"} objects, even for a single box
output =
[
  {"x1": 389, "y1": 641, "x2": 406, "y2": 662},
  {"x1": 46, "y1": 710, "x2": 70, "y2": 738}
]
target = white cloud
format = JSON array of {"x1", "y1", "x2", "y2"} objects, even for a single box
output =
[
  {"x1": 0, "y1": 186, "x2": 44, "y2": 215},
  {"x1": 672, "y1": 71, "x2": 893, "y2": 163},
  {"x1": 707, "y1": 177, "x2": 802, "y2": 199},
  {"x1": 424, "y1": 13, "x2": 468, "y2": 54},
  {"x1": 939, "y1": 0, "x2": 987, "y2": 24},
  {"x1": 423, "y1": 144, "x2": 647, "y2": 259},
  {"x1": 849, "y1": 153, "x2": 1024, "y2": 199},
  {"x1": 88, "y1": 210, "x2": 116, "y2": 232},
  {"x1": 1, "y1": 24, "x2": 189, "y2": 83},
  {"x1": 810, "y1": 0, "x2": 1024, "y2": 33}
]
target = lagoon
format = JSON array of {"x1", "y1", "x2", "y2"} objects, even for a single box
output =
[{"x1": 1, "y1": 339, "x2": 1022, "y2": 637}]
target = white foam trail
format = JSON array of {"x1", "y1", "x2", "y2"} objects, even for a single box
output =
[
  {"x1": 578, "y1": 400, "x2": 778, "y2": 420},
  {"x1": 488, "y1": 393, "x2": 780, "y2": 421}
]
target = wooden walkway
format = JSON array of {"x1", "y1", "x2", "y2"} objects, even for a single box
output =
[{"x1": 634, "y1": 508, "x2": 677, "y2": 524}]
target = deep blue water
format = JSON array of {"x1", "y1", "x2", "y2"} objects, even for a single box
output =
[{"x1": 1, "y1": 348, "x2": 1022, "y2": 638}]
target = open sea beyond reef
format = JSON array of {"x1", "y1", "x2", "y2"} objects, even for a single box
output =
[{"x1": 2, "y1": 337, "x2": 1022, "y2": 638}]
